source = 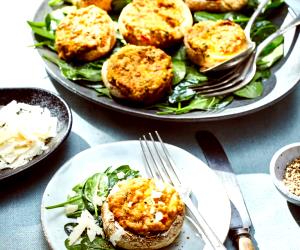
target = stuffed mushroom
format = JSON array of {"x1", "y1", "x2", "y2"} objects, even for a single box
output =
[
  {"x1": 55, "y1": 5, "x2": 116, "y2": 61},
  {"x1": 184, "y1": 20, "x2": 248, "y2": 71},
  {"x1": 101, "y1": 177, "x2": 185, "y2": 249},
  {"x1": 101, "y1": 45, "x2": 173, "y2": 105},
  {"x1": 118, "y1": 0, "x2": 193, "y2": 48}
]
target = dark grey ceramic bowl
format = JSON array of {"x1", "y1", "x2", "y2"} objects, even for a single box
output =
[
  {"x1": 270, "y1": 143, "x2": 300, "y2": 206},
  {"x1": 0, "y1": 88, "x2": 72, "y2": 180}
]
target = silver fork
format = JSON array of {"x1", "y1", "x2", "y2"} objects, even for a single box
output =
[
  {"x1": 139, "y1": 131, "x2": 226, "y2": 250},
  {"x1": 193, "y1": 14, "x2": 300, "y2": 97}
]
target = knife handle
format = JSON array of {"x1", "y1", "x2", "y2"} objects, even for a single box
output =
[{"x1": 231, "y1": 228, "x2": 255, "y2": 250}]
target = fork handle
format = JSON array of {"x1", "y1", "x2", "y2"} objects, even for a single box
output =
[
  {"x1": 231, "y1": 228, "x2": 255, "y2": 250},
  {"x1": 184, "y1": 197, "x2": 226, "y2": 250}
]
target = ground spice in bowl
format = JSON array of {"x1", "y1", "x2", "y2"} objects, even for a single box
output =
[{"x1": 283, "y1": 157, "x2": 300, "y2": 196}]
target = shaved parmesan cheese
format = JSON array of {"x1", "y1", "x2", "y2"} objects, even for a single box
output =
[
  {"x1": 109, "y1": 222, "x2": 125, "y2": 246},
  {"x1": 0, "y1": 101, "x2": 57, "y2": 169},
  {"x1": 68, "y1": 210, "x2": 103, "y2": 245},
  {"x1": 92, "y1": 194, "x2": 106, "y2": 206},
  {"x1": 65, "y1": 204, "x2": 79, "y2": 215}
]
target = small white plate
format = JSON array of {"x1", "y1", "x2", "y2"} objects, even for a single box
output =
[{"x1": 41, "y1": 141, "x2": 231, "y2": 249}]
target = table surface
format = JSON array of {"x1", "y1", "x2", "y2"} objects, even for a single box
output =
[{"x1": 1, "y1": 1, "x2": 300, "y2": 249}]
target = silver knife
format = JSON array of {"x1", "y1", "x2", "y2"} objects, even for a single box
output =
[{"x1": 195, "y1": 131, "x2": 255, "y2": 250}]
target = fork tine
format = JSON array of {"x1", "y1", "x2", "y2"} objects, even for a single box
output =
[
  {"x1": 154, "y1": 131, "x2": 182, "y2": 187},
  {"x1": 140, "y1": 135, "x2": 168, "y2": 183},
  {"x1": 139, "y1": 138, "x2": 155, "y2": 178},
  {"x1": 192, "y1": 71, "x2": 240, "y2": 91},
  {"x1": 193, "y1": 53, "x2": 255, "y2": 96},
  {"x1": 148, "y1": 132, "x2": 180, "y2": 187},
  {"x1": 199, "y1": 56, "x2": 256, "y2": 97},
  {"x1": 140, "y1": 132, "x2": 226, "y2": 250}
]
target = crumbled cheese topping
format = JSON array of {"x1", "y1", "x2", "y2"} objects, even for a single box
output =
[
  {"x1": 117, "y1": 171, "x2": 125, "y2": 179},
  {"x1": 151, "y1": 190, "x2": 162, "y2": 199},
  {"x1": 154, "y1": 179, "x2": 165, "y2": 191},
  {"x1": 0, "y1": 101, "x2": 57, "y2": 169},
  {"x1": 68, "y1": 210, "x2": 103, "y2": 245},
  {"x1": 155, "y1": 211, "x2": 163, "y2": 222},
  {"x1": 149, "y1": 206, "x2": 156, "y2": 214}
]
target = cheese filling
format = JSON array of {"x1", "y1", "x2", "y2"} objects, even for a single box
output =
[{"x1": 107, "y1": 177, "x2": 184, "y2": 236}]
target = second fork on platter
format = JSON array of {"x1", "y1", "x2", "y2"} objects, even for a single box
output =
[{"x1": 139, "y1": 131, "x2": 226, "y2": 250}]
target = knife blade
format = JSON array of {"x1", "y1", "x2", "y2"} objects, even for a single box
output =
[{"x1": 195, "y1": 131, "x2": 255, "y2": 250}]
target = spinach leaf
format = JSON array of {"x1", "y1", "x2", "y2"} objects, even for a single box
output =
[
  {"x1": 259, "y1": 36, "x2": 284, "y2": 57},
  {"x1": 48, "y1": 0, "x2": 74, "y2": 7},
  {"x1": 64, "y1": 223, "x2": 78, "y2": 236},
  {"x1": 234, "y1": 70, "x2": 269, "y2": 98},
  {"x1": 172, "y1": 60, "x2": 186, "y2": 85},
  {"x1": 27, "y1": 21, "x2": 55, "y2": 40},
  {"x1": 169, "y1": 84, "x2": 196, "y2": 103},
  {"x1": 65, "y1": 239, "x2": 83, "y2": 250},
  {"x1": 247, "y1": 0, "x2": 285, "y2": 11},
  {"x1": 82, "y1": 173, "x2": 109, "y2": 216},
  {"x1": 94, "y1": 86, "x2": 111, "y2": 98},
  {"x1": 172, "y1": 45, "x2": 187, "y2": 61},
  {"x1": 168, "y1": 64, "x2": 208, "y2": 104},
  {"x1": 194, "y1": 11, "x2": 249, "y2": 24},
  {"x1": 156, "y1": 95, "x2": 231, "y2": 115},
  {"x1": 106, "y1": 165, "x2": 140, "y2": 190},
  {"x1": 81, "y1": 237, "x2": 116, "y2": 249},
  {"x1": 185, "y1": 65, "x2": 207, "y2": 83},
  {"x1": 215, "y1": 96, "x2": 234, "y2": 109},
  {"x1": 251, "y1": 20, "x2": 277, "y2": 44},
  {"x1": 111, "y1": 0, "x2": 132, "y2": 12},
  {"x1": 257, "y1": 44, "x2": 284, "y2": 69},
  {"x1": 48, "y1": 0, "x2": 64, "y2": 7},
  {"x1": 46, "y1": 183, "x2": 85, "y2": 218},
  {"x1": 32, "y1": 40, "x2": 56, "y2": 51},
  {"x1": 265, "y1": 0, "x2": 285, "y2": 10},
  {"x1": 43, "y1": 55, "x2": 104, "y2": 82},
  {"x1": 234, "y1": 80, "x2": 263, "y2": 98}
]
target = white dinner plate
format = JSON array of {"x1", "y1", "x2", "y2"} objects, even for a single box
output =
[{"x1": 41, "y1": 141, "x2": 231, "y2": 249}]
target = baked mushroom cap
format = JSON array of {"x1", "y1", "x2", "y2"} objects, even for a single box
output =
[
  {"x1": 118, "y1": 0, "x2": 193, "y2": 48},
  {"x1": 55, "y1": 5, "x2": 116, "y2": 61},
  {"x1": 185, "y1": 0, "x2": 248, "y2": 12},
  {"x1": 101, "y1": 178, "x2": 185, "y2": 249},
  {"x1": 184, "y1": 20, "x2": 248, "y2": 71},
  {"x1": 101, "y1": 45, "x2": 173, "y2": 105}
]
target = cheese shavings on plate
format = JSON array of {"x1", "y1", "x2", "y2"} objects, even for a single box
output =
[{"x1": 0, "y1": 100, "x2": 58, "y2": 170}]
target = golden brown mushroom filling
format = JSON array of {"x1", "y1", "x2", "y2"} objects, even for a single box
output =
[
  {"x1": 186, "y1": 20, "x2": 248, "y2": 70},
  {"x1": 106, "y1": 45, "x2": 173, "y2": 104},
  {"x1": 55, "y1": 5, "x2": 115, "y2": 61},
  {"x1": 120, "y1": 0, "x2": 188, "y2": 47},
  {"x1": 107, "y1": 177, "x2": 184, "y2": 236}
]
